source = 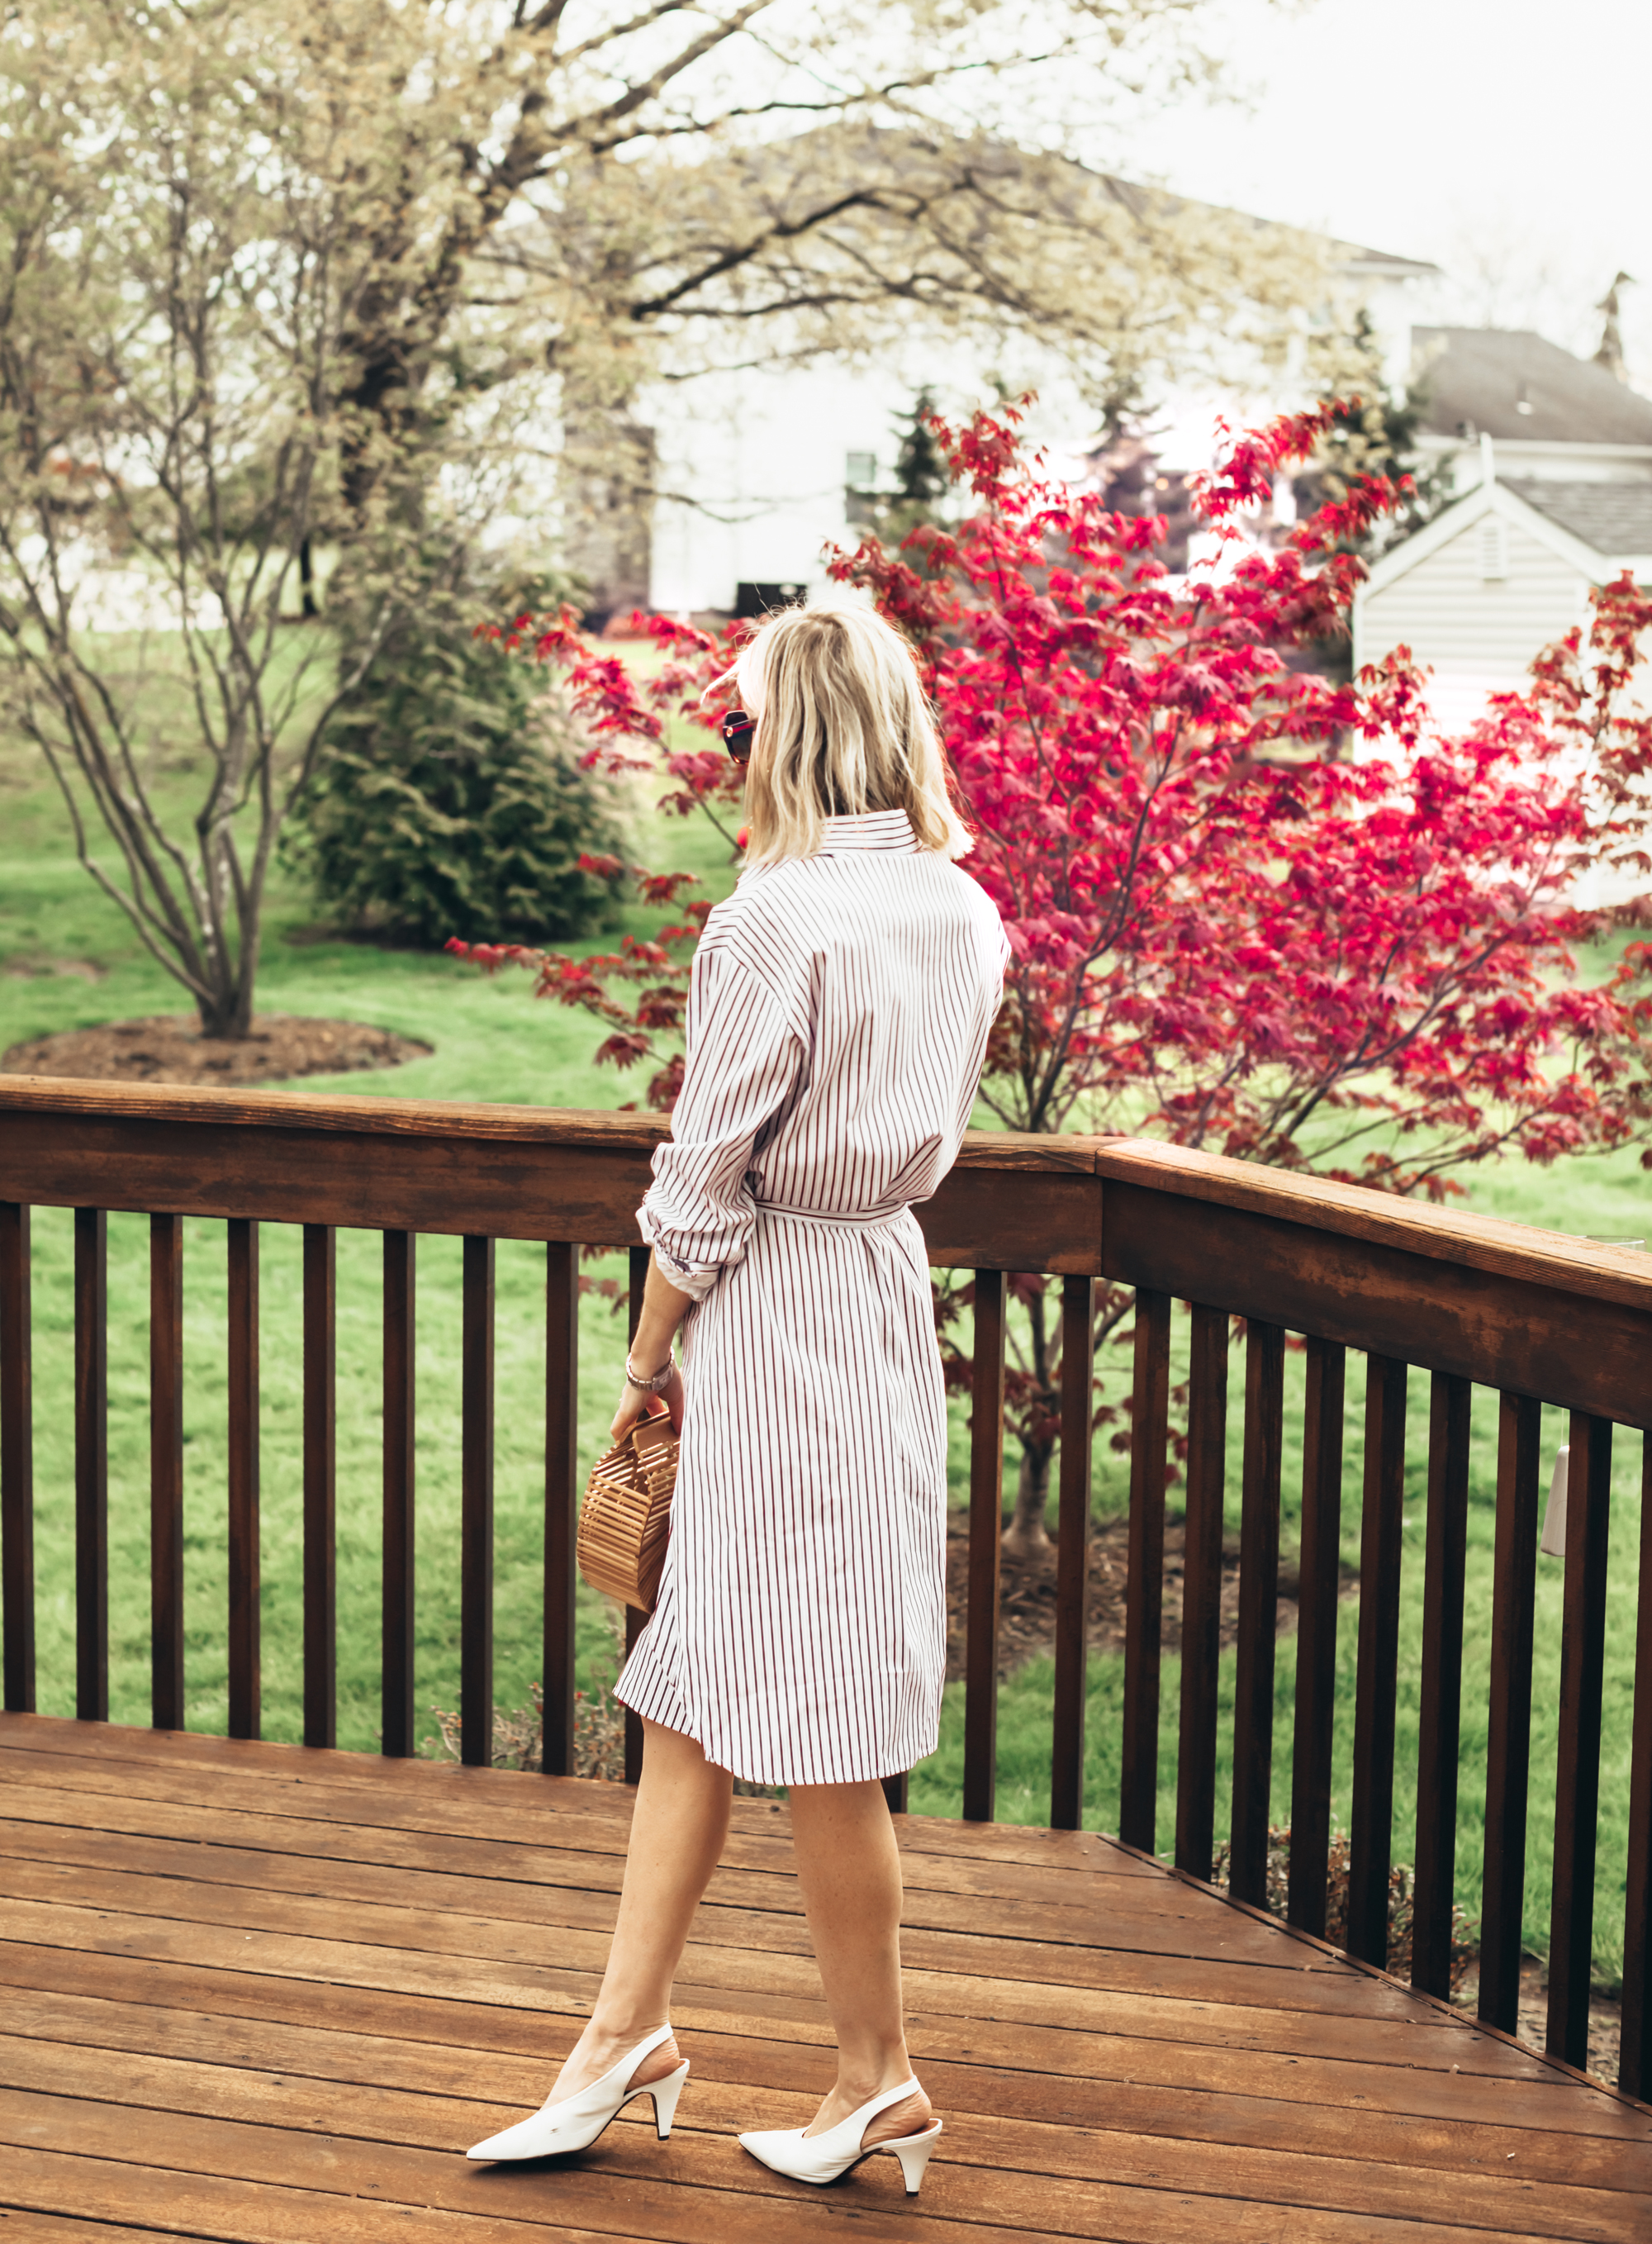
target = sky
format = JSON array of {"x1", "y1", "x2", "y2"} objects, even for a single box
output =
[{"x1": 1100, "y1": 0, "x2": 1652, "y2": 386}]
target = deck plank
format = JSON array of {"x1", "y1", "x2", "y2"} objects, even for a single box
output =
[
  {"x1": 0, "y1": 1713, "x2": 1148, "y2": 1872},
  {"x1": 4, "y1": 1998, "x2": 1648, "y2": 2191},
  {"x1": 0, "y1": 1776, "x2": 1157, "y2": 1917},
  {"x1": 0, "y1": 2216, "x2": 229, "y2": 2244},
  {"x1": 0, "y1": 1886, "x2": 1533, "y2": 2057},
  {"x1": 4, "y1": 2035, "x2": 1648, "y2": 2237},
  {"x1": 0, "y1": 1845, "x2": 1332, "y2": 1984},
  {"x1": 1, "y1": 1943, "x2": 1595, "y2": 2125},
  {"x1": 0, "y1": 1714, "x2": 1645, "y2": 2244},
  {"x1": 0, "y1": 1810, "x2": 1278, "y2": 1960},
  {"x1": 0, "y1": 2091, "x2": 1616, "y2": 2244},
  {"x1": 0, "y1": 1889, "x2": 1563, "y2": 2076}
]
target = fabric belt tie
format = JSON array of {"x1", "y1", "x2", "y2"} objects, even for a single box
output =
[{"x1": 755, "y1": 1202, "x2": 909, "y2": 1229}]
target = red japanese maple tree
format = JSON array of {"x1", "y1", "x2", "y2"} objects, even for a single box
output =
[{"x1": 455, "y1": 402, "x2": 1652, "y2": 1547}]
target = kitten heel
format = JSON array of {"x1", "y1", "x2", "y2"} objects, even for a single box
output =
[
  {"x1": 648, "y1": 2063, "x2": 690, "y2": 2140},
  {"x1": 890, "y1": 2122, "x2": 942, "y2": 2195}
]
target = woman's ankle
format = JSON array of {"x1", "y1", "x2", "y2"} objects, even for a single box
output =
[
  {"x1": 833, "y1": 2054, "x2": 915, "y2": 2105},
  {"x1": 807, "y1": 2057, "x2": 928, "y2": 2142},
  {"x1": 584, "y1": 2007, "x2": 672, "y2": 2051},
  {"x1": 862, "y1": 2085, "x2": 931, "y2": 2146},
  {"x1": 549, "y1": 2017, "x2": 679, "y2": 2103}
]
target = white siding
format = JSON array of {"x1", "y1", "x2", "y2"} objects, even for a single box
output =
[{"x1": 1355, "y1": 513, "x2": 1592, "y2": 735}]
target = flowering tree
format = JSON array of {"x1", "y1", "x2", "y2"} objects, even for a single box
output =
[{"x1": 454, "y1": 403, "x2": 1652, "y2": 1548}]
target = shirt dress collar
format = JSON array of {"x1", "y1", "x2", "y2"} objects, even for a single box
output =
[{"x1": 818, "y1": 810, "x2": 920, "y2": 855}]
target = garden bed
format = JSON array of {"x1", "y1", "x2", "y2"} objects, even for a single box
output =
[
  {"x1": 2, "y1": 1012, "x2": 430, "y2": 1086},
  {"x1": 944, "y1": 1512, "x2": 1360, "y2": 1681}
]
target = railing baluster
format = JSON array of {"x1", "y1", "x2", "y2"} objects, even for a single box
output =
[
  {"x1": 1175, "y1": 1302, "x2": 1227, "y2": 1881},
  {"x1": 1288, "y1": 1335, "x2": 1345, "y2": 1937},
  {"x1": 1121, "y1": 1288, "x2": 1170, "y2": 1853},
  {"x1": 963, "y1": 1267, "x2": 1008, "y2": 1823},
  {"x1": 1, "y1": 1201, "x2": 34, "y2": 1714},
  {"x1": 1412, "y1": 1372, "x2": 1471, "y2": 1997},
  {"x1": 1479, "y1": 1391, "x2": 1541, "y2": 2035},
  {"x1": 1230, "y1": 1319, "x2": 1284, "y2": 1908},
  {"x1": 1621, "y1": 1429, "x2": 1652, "y2": 2100},
  {"x1": 461, "y1": 1234, "x2": 496, "y2": 1768},
  {"x1": 543, "y1": 1242, "x2": 578, "y2": 1780},
  {"x1": 624, "y1": 1243, "x2": 650, "y2": 1785},
  {"x1": 1348, "y1": 1354, "x2": 1408, "y2": 1967},
  {"x1": 381, "y1": 1229, "x2": 415, "y2": 1758},
  {"x1": 74, "y1": 1208, "x2": 108, "y2": 1723},
  {"x1": 150, "y1": 1212, "x2": 185, "y2": 1731},
  {"x1": 1050, "y1": 1273, "x2": 1094, "y2": 1832},
  {"x1": 226, "y1": 1218, "x2": 259, "y2": 1741},
  {"x1": 1548, "y1": 1410, "x2": 1612, "y2": 2070},
  {"x1": 302, "y1": 1224, "x2": 336, "y2": 1749}
]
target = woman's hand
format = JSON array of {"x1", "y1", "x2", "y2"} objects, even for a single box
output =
[
  {"x1": 610, "y1": 1251, "x2": 695, "y2": 1441},
  {"x1": 610, "y1": 1355, "x2": 686, "y2": 1443}
]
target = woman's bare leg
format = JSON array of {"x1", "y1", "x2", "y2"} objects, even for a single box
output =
[
  {"x1": 547, "y1": 1719, "x2": 732, "y2": 2101},
  {"x1": 787, "y1": 1781, "x2": 933, "y2": 2146}
]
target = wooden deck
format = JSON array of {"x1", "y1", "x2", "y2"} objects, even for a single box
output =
[{"x1": 0, "y1": 1716, "x2": 1648, "y2": 2243}]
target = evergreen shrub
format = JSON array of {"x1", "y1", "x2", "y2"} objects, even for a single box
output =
[{"x1": 288, "y1": 607, "x2": 625, "y2": 948}]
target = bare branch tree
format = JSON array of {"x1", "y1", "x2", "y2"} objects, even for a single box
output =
[{"x1": 0, "y1": 6, "x2": 410, "y2": 1034}]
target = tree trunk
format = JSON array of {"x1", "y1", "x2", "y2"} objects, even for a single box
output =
[
  {"x1": 561, "y1": 406, "x2": 657, "y2": 630},
  {"x1": 1001, "y1": 1273, "x2": 1059, "y2": 1557},
  {"x1": 1002, "y1": 1436, "x2": 1055, "y2": 1560},
  {"x1": 196, "y1": 982, "x2": 254, "y2": 1040},
  {"x1": 193, "y1": 878, "x2": 259, "y2": 1040}
]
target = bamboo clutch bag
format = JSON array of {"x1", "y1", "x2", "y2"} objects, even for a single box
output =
[{"x1": 577, "y1": 1410, "x2": 678, "y2": 1614}]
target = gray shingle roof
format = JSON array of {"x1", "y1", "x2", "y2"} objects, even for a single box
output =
[
  {"x1": 1413, "y1": 327, "x2": 1652, "y2": 446},
  {"x1": 1503, "y1": 477, "x2": 1652, "y2": 554}
]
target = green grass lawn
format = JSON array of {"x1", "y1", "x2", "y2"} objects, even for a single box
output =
[{"x1": 2, "y1": 696, "x2": 1647, "y2": 1990}]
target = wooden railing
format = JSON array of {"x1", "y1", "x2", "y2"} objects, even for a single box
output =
[{"x1": 0, "y1": 1077, "x2": 1648, "y2": 2103}]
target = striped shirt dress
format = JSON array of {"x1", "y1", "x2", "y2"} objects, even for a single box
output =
[{"x1": 615, "y1": 809, "x2": 1009, "y2": 1786}]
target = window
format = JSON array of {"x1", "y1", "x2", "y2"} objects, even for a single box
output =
[
  {"x1": 1479, "y1": 516, "x2": 1508, "y2": 582},
  {"x1": 844, "y1": 450, "x2": 877, "y2": 491}
]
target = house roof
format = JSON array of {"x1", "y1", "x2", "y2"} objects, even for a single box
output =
[
  {"x1": 1334, "y1": 244, "x2": 1439, "y2": 282},
  {"x1": 1412, "y1": 327, "x2": 1652, "y2": 446},
  {"x1": 731, "y1": 126, "x2": 1437, "y2": 282},
  {"x1": 1502, "y1": 478, "x2": 1652, "y2": 557},
  {"x1": 1357, "y1": 475, "x2": 1621, "y2": 601}
]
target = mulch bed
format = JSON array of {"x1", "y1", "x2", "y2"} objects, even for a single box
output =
[
  {"x1": 946, "y1": 1513, "x2": 1360, "y2": 1681},
  {"x1": 2, "y1": 1013, "x2": 431, "y2": 1086}
]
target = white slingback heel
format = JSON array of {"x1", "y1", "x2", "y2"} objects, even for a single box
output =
[
  {"x1": 738, "y1": 2077, "x2": 942, "y2": 2194},
  {"x1": 466, "y1": 2023, "x2": 689, "y2": 2162}
]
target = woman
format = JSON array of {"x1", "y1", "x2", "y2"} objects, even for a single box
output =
[{"x1": 468, "y1": 597, "x2": 1008, "y2": 2195}]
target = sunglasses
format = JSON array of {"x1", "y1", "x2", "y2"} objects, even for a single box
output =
[{"x1": 719, "y1": 708, "x2": 756, "y2": 765}]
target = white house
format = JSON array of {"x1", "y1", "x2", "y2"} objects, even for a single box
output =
[
  {"x1": 1353, "y1": 330, "x2": 1652, "y2": 735},
  {"x1": 638, "y1": 208, "x2": 1436, "y2": 620}
]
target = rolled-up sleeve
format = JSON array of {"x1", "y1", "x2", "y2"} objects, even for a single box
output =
[{"x1": 638, "y1": 947, "x2": 805, "y2": 1299}]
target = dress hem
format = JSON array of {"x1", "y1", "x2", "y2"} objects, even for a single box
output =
[{"x1": 612, "y1": 1671, "x2": 933, "y2": 1790}]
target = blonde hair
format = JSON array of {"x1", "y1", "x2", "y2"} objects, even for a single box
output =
[{"x1": 733, "y1": 598, "x2": 971, "y2": 864}]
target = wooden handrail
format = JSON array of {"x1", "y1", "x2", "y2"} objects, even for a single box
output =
[
  {"x1": 1097, "y1": 1137, "x2": 1652, "y2": 1313},
  {"x1": 0, "y1": 1077, "x2": 1104, "y2": 1273},
  {"x1": 1098, "y1": 1140, "x2": 1652, "y2": 1429},
  {"x1": 1, "y1": 1076, "x2": 1650, "y2": 2096}
]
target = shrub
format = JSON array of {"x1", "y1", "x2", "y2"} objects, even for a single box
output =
[
  {"x1": 424, "y1": 1676, "x2": 628, "y2": 1780},
  {"x1": 1211, "y1": 1825, "x2": 1478, "y2": 1994},
  {"x1": 287, "y1": 609, "x2": 625, "y2": 948}
]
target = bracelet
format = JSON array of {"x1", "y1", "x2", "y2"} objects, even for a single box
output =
[{"x1": 624, "y1": 1348, "x2": 677, "y2": 1395}]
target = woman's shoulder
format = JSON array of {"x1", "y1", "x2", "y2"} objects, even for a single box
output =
[
  {"x1": 695, "y1": 867, "x2": 812, "y2": 993},
  {"x1": 929, "y1": 855, "x2": 1013, "y2": 956},
  {"x1": 708, "y1": 849, "x2": 1004, "y2": 944}
]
